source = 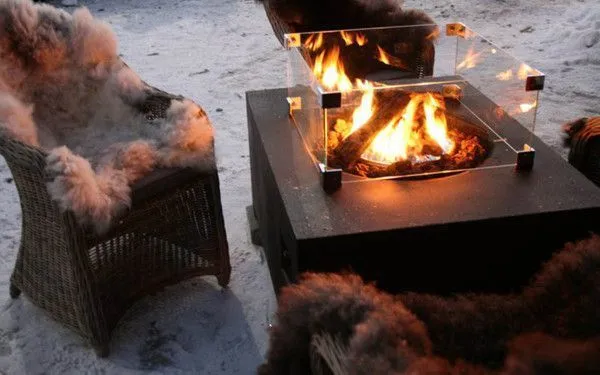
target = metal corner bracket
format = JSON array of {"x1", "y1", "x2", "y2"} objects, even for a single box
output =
[
  {"x1": 516, "y1": 144, "x2": 535, "y2": 171},
  {"x1": 318, "y1": 89, "x2": 342, "y2": 109},
  {"x1": 284, "y1": 33, "x2": 301, "y2": 48},
  {"x1": 287, "y1": 96, "x2": 302, "y2": 116},
  {"x1": 318, "y1": 163, "x2": 342, "y2": 193},
  {"x1": 446, "y1": 22, "x2": 467, "y2": 38},
  {"x1": 525, "y1": 74, "x2": 545, "y2": 91}
]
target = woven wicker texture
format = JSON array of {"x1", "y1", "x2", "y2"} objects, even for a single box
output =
[
  {"x1": 565, "y1": 117, "x2": 600, "y2": 187},
  {"x1": 0, "y1": 86, "x2": 231, "y2": 357}
]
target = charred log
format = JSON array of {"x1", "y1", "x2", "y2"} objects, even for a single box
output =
[{"x1": 331, "y1": 91, "x2": 411, "y2": 167}]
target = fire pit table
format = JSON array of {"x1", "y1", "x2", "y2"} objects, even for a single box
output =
[{"x1": 247, "y1": 23, "x2": 600, "y2": 295}]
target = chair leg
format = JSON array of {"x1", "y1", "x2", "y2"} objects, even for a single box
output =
[
  {"x1": 9, "y1": 283, "x2": 21, "y2": 299},
  {"x1": 217, "y1": 270, "x2": 231, "y2": 288}
]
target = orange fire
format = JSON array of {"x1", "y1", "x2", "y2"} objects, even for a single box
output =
[
  {"x1": 308, "y1": 32, "x2": 407, "y2": 91},
  {"x1": 349, "y1": 80, "x2": 375, "y2": 133},
  {"x1": 304, "y1": 33, "x2": 324, "y2": 51},
  {"x1": 350, "y1": 92, "x2": 455, "y2": 165},
  {"x1": 307, "y1": 32, "x2": 454, "y2": 164},
  {"x1": 313, "y1": 46, "x2": 354, "y2": 92},
  {"x1": 340, "y1": 31, "x2": 368, "y2": 46},
  {"x1": 376, "y1": 46, "x2": 409, "y2": 70},
  {"x1": 377, "y1": 45, "x2": 391, "y2": 65}
]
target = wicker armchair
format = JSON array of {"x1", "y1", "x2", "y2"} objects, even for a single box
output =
[
  {"x1": 0, "y1": 86, "x2": 231, "y2": 357},
  {"x1": 564, "y1": 116, "x2": 600, "y2": 187}
]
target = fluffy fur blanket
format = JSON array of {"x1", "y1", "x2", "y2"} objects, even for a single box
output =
[
  {"x1": 256, "y1": 0, "x2": 434, "y2": 33},
  {"x1": 259, "y1": 234, "x2": 600, "y2": 374},
  {"x1": 0, "y1": 0, "x2": 215, "y2": 233}
]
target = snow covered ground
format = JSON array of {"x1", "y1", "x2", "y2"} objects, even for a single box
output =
[{"x1": 0, "y1": 0, "x2": 598, "y2": 373}]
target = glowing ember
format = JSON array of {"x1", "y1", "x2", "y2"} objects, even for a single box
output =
[{"x1": 456, "y1": 47, "x2": 482, "y2": 71}]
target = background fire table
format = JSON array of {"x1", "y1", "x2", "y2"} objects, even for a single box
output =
[{"x1": 247, "y1": 23, "x2": 600, "y2": 295}]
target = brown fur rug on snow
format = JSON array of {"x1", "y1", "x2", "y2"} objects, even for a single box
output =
[{"x1": 259, "y1": 234, "x2": 600, "y2": 375}]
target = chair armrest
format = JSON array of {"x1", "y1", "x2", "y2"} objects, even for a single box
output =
[
  {"x1": 564, "y1": 117, "x2": 600, "y2": 187},
  {"x1": 131, "y1": 167, "x2": 214, "y2": 205}
]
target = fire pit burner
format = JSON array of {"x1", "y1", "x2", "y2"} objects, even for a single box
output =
[
  {"x1": 284, "y1": 23, "x2": 547, "y2": 192},
  {"x1": 326, "y1": 92, "x2": 494, "y2": 179}
]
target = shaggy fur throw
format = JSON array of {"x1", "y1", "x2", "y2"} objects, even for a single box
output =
[
  {"x1": 256, "y1": 0, "x2": 438, "y2": 84},
  {"x1": 260, "y1": 234, "x2": 600, "y2": 374},
  {"x1": 256, "y1": 0, "x2": 434, "y2": 33},
  {"x1": 0, "y1": 0, "x2": 215, "y2": 233},
  {"x1": 257, "y1": 272, "x2": 433, "y2": 375}
]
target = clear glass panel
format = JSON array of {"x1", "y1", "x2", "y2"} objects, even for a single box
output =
[
  {"x1": 287, "y1": 47, "x2": 327, "y2": 167},
  {"x1": 454, "y1": 25, "x2": 541, "y2": 139},
  {"x1": 285, "y1": 23, "x2": 543, "y2": 183}
]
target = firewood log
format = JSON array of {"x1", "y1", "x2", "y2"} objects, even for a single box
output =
[{"x1": 332, "y1": 91, "x2": 411, "y2": 166}]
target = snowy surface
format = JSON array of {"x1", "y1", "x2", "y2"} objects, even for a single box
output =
[{"x1": 0, "y1": 0, "x2": 598, "y2": 373}]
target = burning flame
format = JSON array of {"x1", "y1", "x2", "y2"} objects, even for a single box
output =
[
  {"x1": 366, "y1": 115, "x2": 413, "y2": 161},
  {"x1": 496, "y1": 69, "x2": 513, "y2": 81},
  {"x1": 304, "y1": 33, "x2": 324, "y2": 51},
  {"x1": 423, "y1": 94, "x2": 454, "y2": 153},
  {"x1": 519, "y1": 100, "x2": 537, "y2": 113},
  {"x1": 340, "y1": 31, "x2": 368, "y2": 46},
  {"x1": 313, "y1": 46, "x2": 353, "y2": 92},
  {"x1": 305, "y1": 31, "x2": 455, "y2": 165},
  {"x1": 349, "y1": 80, "x2": 375, "y2": 133},
  {"x1": 377, "y1": 46, "x2": 391, "y2": 65},
  {"x1": 356, "y1": 93, "x2": 455, "y2": 164},
  {"x1": 456, "y1": 47, "x2": 482, "y2": 71},
  {"x1": 376, "y1": 46, "x2": 409, "y2": 70}
]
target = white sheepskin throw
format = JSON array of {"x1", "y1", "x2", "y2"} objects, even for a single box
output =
[{"x1": 0, "y1": 0, "x2": 215, "y2": 233}]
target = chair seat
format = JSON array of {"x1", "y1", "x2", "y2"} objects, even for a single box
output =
[{"x1": 131, "y1": 167, "x2": 210, "y2": 205}]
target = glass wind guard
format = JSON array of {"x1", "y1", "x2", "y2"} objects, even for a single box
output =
[
  {"x1": 285, "y1": 23, "x2": 543, "y2": 183},
  {"x1": 287, "y1": 46, "x2": 327, "y2": 167},
  {"x1": 454, "y1": 25, "x2": 542, "y2": 146}
]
